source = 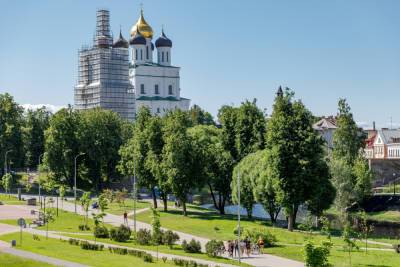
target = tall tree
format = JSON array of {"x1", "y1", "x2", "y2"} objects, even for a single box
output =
[
  {"x1": 161, "y1": 110, "x2": 198, "y2": 216},
  {"x1": 0, "y1": 93, "x2": 24, "y2": 174},
  {"x1": 188, "y1": 104, "x2": 215, "y2": 126},
  {"x1": 44, "y1": 106, "x2": 80, "y2": 187},
  {"x1": 119, "y1": 107, "x2": 159, "y2": 208},
  {"x1": 188, "y1": 125, "x2": 234, "y2": 214},
  {"x1": 77, "y1": 108, "x2": 125, "y2": 192},
  {"x1": 23, "y1": 107, "x2": 51, "y2": 168},
  {"x1": 332, "y1": 98, "x2": 364, "y2": 165},
  {"x1": 265, "y1": 88, "x2": 333, "y2": 231},
  {"x1": 235, "y1": 99, "x2": 266, "y2": 159}
]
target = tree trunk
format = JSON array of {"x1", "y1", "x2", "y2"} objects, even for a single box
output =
[
  {"x1": 151, "y1": 187, "x2": 158, "y2": 209},
  {"x1": 208, "y1": 182, "x2": 218, "y2": 210},
  {"x1": 219, "y1": 194, "x2": 226, "y2": 215},
  {"x1": 287, "y1": 205, "x2": 299, "y2": 232},
  {"x1": 182, "y1": 201, "x2": 187, "y2": 216},
  {"x1": 162, "y1": 194, "x2": 168, "y2": 212}
]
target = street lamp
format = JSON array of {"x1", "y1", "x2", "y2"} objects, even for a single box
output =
[
  {"x1": 4, "y1": 150, "x2": 12, "y2": 175},
  {"x1": 74, "y1": 152, "x2": 85, "y2": 213},
  {"x1": 38, "y1": 153, "x2": 44, "y2": 208},
  {"x1": 393, "y1": 173, "x2": 396, "y2": 196},
  {"x1": 131, "y1": 154, "x2": 142, "y2": 233}
]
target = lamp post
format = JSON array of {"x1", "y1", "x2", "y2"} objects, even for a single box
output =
[
  {"x1": 237, "y1": 168, "x2": 241, "y2": 264},
  {"x1": 393, "y1": 173, "x2": 396, "y2": 196},
  {"x1": 74, "y1": 153, "x2": 85, "y2": 213},
  {"x1": 133, "y1": 161, "x2": 137, "y2": 232},
  {"x1": 4, "y1": 150, "x2": 12, "y2": 175},
  {"x1": 38, "y1": 153, "x2": 44, "y2": 208}
]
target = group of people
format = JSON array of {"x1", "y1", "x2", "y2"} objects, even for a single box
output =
[{"x1": 225, "y1": 237, "x2": 265, "y2": 258}]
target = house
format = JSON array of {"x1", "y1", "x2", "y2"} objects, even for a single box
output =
[{"x1": 313, "y1": 116, "x2": 337, "y2": 149}]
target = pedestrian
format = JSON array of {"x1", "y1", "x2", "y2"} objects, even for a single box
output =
[
  {"x1": 234, "y1": 240, "x2": 239, "y2": 257},
  {"x1": 228, "y1": 240, "x2": 234, "y2": 257},
  {"x1": 123, "y1": 211, "x2": 128, "y2": 226},
  {"x1": 257, "y1": 236, "x2": 265, "y2": 254},
  {"x1": 245, "y1": 238, "x2": 251, "y2": 257}
]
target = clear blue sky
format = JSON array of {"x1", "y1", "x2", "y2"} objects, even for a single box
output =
[{"x1": 1, "y1": 0, "x2": 399, "y2": 128}]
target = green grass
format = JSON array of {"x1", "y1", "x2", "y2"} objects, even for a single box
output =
[
  {"x1": 366, "y1": 210, "x2": 400, "y2": 223},
  {"x1": 0, "y1": 252, "x2": 54, "y2": 267},
  {"x1": 0, "y1": 232, "x2": 176, "y2": 267},
  {"x1": 106, "y1": 199, "x2": 151, "y2": 215},
  {"x1": 62, "y1": 233, "x2": 249, "y2": 267},
  {"x1": 267, "y1": 244, "x2": 400, "y2": 267},
  {"x1": 0, "y1": 194, "x2": 25, "y2": 205},
  {"x1": 135, "y1": 209, "x2": 388, "y2": 249}
]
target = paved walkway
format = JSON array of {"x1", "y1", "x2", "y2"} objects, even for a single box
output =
[{"x1": 8, "y1": 194, "x2": 305, "y2": 267}]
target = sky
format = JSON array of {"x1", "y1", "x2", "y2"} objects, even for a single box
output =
[{"x1": 1, "y1": 0, "x2": 400, "y2": 128}]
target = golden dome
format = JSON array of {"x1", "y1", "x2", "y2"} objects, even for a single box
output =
[{"x1": 130, "y1": 9, "x2": 153, "y2": 39}]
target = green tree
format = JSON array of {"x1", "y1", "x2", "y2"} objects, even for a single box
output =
[
  {"x1": 353, "y1": 155, "x2": 372, "y2": 202},
  {"x1": 358, "y1": 210, "x2": 374, "y2": 253},
  {"x1": 23, "y1": 107, "x2": 51, "y2": 168},
  {"x1": 44, "y1": 209, "x2": 55, "y2": 239},
  {"x1": 44, "y1": 106, "x2": 80, "y2": 187},
  {"x1": 98, "y1": 192, "x2": 109, "y2": 212},
  {"x1": 265, "y1": 88, "x2": 333, "y2": 231},
  {"x1": 342, "y1": 221, "x2": 359, "y2": 267},
  {"x1": 188, "y1": 125, "x2": 234, "y2": 214},
  {"x1": 119, "y1": 107, "x2": 159, "y2": 208},
  {"x1": 188, "y1": 104, "x2": 214, "y2": 125},
  {"x1": 1, "y1": 173, "x2": 12, "y2": 196},
  {"x1": 161, "y1": 110, "x2": 198, "y2": 216},
  {"x1": 151, "y1": 208, "x2": 162, "y2": 244},
  {"x1": 0, "y1": 93, "x2": 24, "y2": 174},
  {"x1": 332, "y1": 98, "x2": 364, "y2": 165},
  {"x1": 330, "y1": 158, "x2": 354, "y2": 214},
  {"x1": 59, "y1": 185, "x2": 65, "y2": 208},
  {"x1": 77, "y1": 108, "x2": 125, "y2": 192},
  {"x1": 231, "y1": 153, "x2": 258, "y2": 218},
  {"x1": 80, "y1": 192, "x2": 91, "y2": 228}
]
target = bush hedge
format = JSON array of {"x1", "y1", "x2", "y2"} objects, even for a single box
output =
[
  {"x1": 136, "y1": 228, "x2": 152, "y2": 245},
  {"x1": 182, "y1": 239, "x2": 202, "y2": 253},
  {"x1": 94, "y1": 225, "x2": 109, "y2": 238},
  {"x1": 80, "y1": 241, "x2": 104, "y2": 251},
  {"x1": 110, "y1": 224, "x2": 131, "y2": 242},
  {"x1": 205, "y1": 240, "x2": 224, "y2": 257}
]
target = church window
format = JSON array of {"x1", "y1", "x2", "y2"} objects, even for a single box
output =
[
  {"x1": 135, "y1": 49, "x2": 138, "y2": 60},
  {"x1": 146, "y1": 46, "x2": 149, "y2": 59},
  {"x1": 154, "y1": 84, "x2": 159, "y2": 94},
  {"x1": 168, "y1": 85, "x2": 173, "y2": 95},
  {"x1": 162, "y1": 52, "x2": 164, "y2": 62},
  {"x1": 140, "y1": 49, "x2": 143, "y2": 60},
  {"x1": 140, "y1": 84, "x2": 145, "y2": 94},
  {"x1": 167, "y1": 52, "x2": 169, "y2": 62},
  {"x1": 157, "y1": 107, "x2": 160, "y2": 113},
  {"x1": 158, "y1": 52, "x2": 160, "y2": 62}
]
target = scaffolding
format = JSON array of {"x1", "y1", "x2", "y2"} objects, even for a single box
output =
[{"x1": 74, "y1": 9, "x2": 135, "y2": 121}]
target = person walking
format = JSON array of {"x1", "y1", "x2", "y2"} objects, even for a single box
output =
[
  {"x1": 123, "y1": 211, "x2": 128, "y2": 226},
  {"x1": 257, "y1": 236, "x2": 265, "y2": 254},
  {"x1": 245, "y1": 238, "x2": 251, "y2": 257}
]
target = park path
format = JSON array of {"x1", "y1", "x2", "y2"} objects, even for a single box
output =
[
  {"x1": 53, "y1": 199, "x2": 304, "y2": 267},
  {"x1": 0, "y1": 224, "x2": 88, "y2": 267}
]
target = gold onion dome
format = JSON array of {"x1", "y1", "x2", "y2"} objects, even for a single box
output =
[{"x1": 130, "y1": 9, "x2": 153, "y2": 39}]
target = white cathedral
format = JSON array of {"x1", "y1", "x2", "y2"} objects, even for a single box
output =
[{"x1": 74, "y1": 9, "x2": 190, "y2": 120}]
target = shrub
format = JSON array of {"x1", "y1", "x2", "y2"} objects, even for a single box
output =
[
  {"x1": 68, "y1": 238, "x2": 80, "y2": 246},
  {"x1": 182, "y1": 239, "x2": 201, "y2": 253},
  {"x1": 78, "y1": 224, "x2": 90, "y2": 231},
  {"x1": 109, "y1": 247, "x2": 128, "y2": 255},
  {"x1": 110, "y1": 224, "x2": 131, "y2": 242},
  {"x1": 80, "y1": 241, "x2": 104, "y2": 251},
  {"x1": 32, "y1": 234, "x2": 40, "y2": 241},
  {"x1": 172, "y1": 258, "x2": 208, "y2": 267},
  {"x1": 94, "y1": 225, "x2": 109, "y2": 238},
  {"x1": 162, "y1": 256, "x2": 168, "y2": 263},
  {"x1": 303, "y1": 241, "x2": 332, "y2": 267},
  {"x1": 233, "y1": 226, "x2": 243, "y2": 235},
  {"x1": 136, "y1": 228, "x2": 152, "y2": 245},
  {"x1": 243, "y1": 227, "x2": 277, "y2": 247},
  {"x1": 205, "y1": 240, "x2": 224, "y2": 257},
  {"x1": 143, "y1": 254, "x2": 153, "y2": 263},
  {"x1": 162, "y1": 230, "x2": 180, "y2": 248}
]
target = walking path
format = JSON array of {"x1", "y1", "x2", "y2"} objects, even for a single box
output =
[{"x1": 6, "y1": 194, "x2": 305, "y2": 266}]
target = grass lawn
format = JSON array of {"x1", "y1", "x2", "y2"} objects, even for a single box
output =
[
  {"x1": 0, "y1": 194, "x2": 25, "y2": 205},
  {"x1": 62, "y1": 233, "x2": 249, "y2": 266},
  {"x1": 0, "y1": 232, "x2": 176, "y2": 267},
  {"x1": 106, "y1": 199, "x2": 151, "y2": 215},
  {"x1": 366, "y1": 210, "x2": 400, "y2": 223},
  {"x1": 0, "y1": 252, "x2": 54, "y2": 267},
  {"x1": 135, "y1": 209, "x2": 389, "y2": 249},
  {"x1": 267, "y1": 244, "x2": 400, "y2": 267}
]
